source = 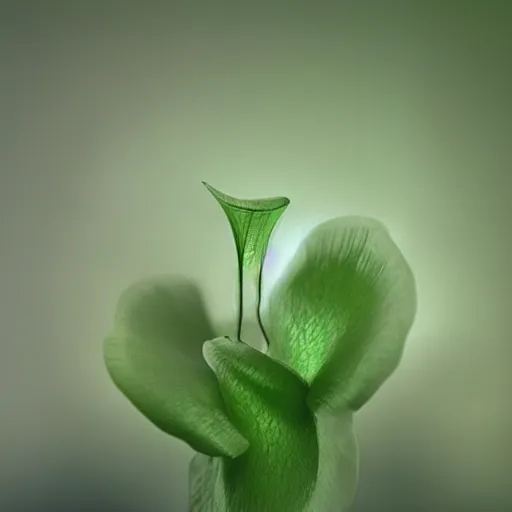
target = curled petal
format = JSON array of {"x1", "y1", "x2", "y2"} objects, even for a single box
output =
[
  {"x1": 203, "y1": 337, "x2": 319, "y2": 512},
  {"x1": 191, "y1": 411, "x2": 358, "y2": 512},
  {"x1": 104, "y1": 275, "x2": 249, "y2": 457}
]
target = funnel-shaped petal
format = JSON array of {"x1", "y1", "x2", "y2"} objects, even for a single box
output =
[
  {"x1": 203, "y1": 182, "x2": 290, "y2": 271},
  {"x1": 203, "y1": 182, "x2": 289, "y2": 345}
]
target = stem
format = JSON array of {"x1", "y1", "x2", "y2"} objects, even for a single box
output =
[
  {"x1": 238, "y1": 265, "x2": 264, "y2": 348},
  {"x1": 255, "y1": 263, "x2": 270, "y2": 350},
  {"x1": 236, "y1": 255, "x2": 244, "y2": 342}
]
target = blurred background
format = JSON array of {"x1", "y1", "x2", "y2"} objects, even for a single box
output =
[{"x1": 1, "y1": 1, "x2": 511, "y2": 511}]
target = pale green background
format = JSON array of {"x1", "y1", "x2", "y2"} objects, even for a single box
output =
[{"x1": 1, "y1": 2, "x2": 510, "y2": 511}]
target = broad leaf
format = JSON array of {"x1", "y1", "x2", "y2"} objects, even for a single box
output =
[
  {"x1": 263, "y1": 217, "x2": 417, "y2": 411},
  {"x1": 203, "y1": 336, "x2": 319, "y2": 512},
  {"x1": 104, "y1": 275, "x2": 249, "y2": 457}
]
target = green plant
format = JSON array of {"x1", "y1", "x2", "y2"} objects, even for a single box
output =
[{"x1": 104, "y1": 182, "x2": 416, "y2": 511}]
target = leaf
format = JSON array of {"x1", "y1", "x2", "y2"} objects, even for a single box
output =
[
  {"x1": 203, "y1": 336, "x2": 319, "y2": 512},
  {"x1": 203, "y1": 182, "x2": 289, "y2": 344},
  {"x1": 305, "y1": 409, "x2": 359, "y2": 512},
  {"x1": 263, "y1": 217, "x2": 417, "y2": 411},
  {"x1": 103, "y1": 275, "x2": 249, "y2": 458}
]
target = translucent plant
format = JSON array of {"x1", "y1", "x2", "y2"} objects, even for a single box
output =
[{"x1": 104, "y1": 182, "x2": 417, "y2": 511}]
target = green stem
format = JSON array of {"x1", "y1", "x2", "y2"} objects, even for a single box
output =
[
  {"x1": 255, "y1": 263, "x2": 270, "y2": 348},
  {"x1": 236, "y1": 254, "x2": 244, "y2": 342}
]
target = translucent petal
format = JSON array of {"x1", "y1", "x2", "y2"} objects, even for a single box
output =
[
  {"x1": 203, "y1": 182, "x2": 289, "y2": 345},
  {"x1": 103, "y1": 275, "x2": 249, "y2": 457},
  {"x1": 189, "y1": 453, "x2": 219, "y2": 512},
  {"x1": 202, "y1": 336, "x2": 319, "y2": 512},
  {"x1": 306, "y1": 410, "x2": 358, "y2": 512},
  {"x1": 263, "y1": 217, "x2": 417, "y2": 411},
  {"x1": 202, "y1": 182, "x2": 289, "y2": 272}
]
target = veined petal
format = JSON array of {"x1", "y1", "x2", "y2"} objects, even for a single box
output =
[
  {"x1": 202, "y1": 182, "x2": 289, "y2": 272},
  {"x1": 189, "y1": 453, "x2": 219, "y2": 512},
  {"x1": 190, "y1": 414, "x2": 358, "y2": 512},
  {"x1": 202, "y1": 337, "x2": 319, "y2": 512},
  {"x1": 103, "y1": 275, "x2": 249, "y2": 457},
  {"x1": 203, "y1": 182, "x2": 289, "y2": 345},
  {"x1": 263, "y1": 217, "x2": 417, "y2": 411}
]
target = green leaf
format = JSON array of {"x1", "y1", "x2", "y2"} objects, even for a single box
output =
[
  {"x1": 203, "y1": 182, "x2": 289, "y2": 344},
  {"x1": 263, "y1": 217, "x2": 417, "y2": 411},
  {"x1": 103, "y1": 275, "x2": 249, "y2": 458},
  {"x1": 306, "y1": 409, "x2": 358, "y2": 512},
  {"x1": 203, "y1": 336, "x2": 319, "y2": 512}
]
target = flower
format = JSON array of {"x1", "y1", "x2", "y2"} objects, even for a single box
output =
[{"x1": 103, "y1": 183, "x2": 416, "y2": 512}]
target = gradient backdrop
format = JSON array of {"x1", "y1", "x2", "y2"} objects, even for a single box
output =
[{"x1": 1, "y1": 2, "x2": 511, "y2": 511}]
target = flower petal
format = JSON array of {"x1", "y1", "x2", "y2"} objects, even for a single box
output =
[
  {"x1": 189, "y1": 453, "x2": 219, "y2": 512},
  {"x1": 190, "y1": 426, "x2": 356, "y2": 512},
  {"x1": 263, "y1": 217, "x2": 417, "y2": 411},
  {"x1": 103, "y1": 275, "x2": 249, "y2": 457},
  {"x1": 203, "y1": 182, "x2": 289, "y2": 346},
  {"x1": 202, "y1": 182, "x2": 290, "y2": 271},
  {"x1": 306, "y1": 409, "x2": 358, "y2": 512},
  {"x1": 202, "y1": 337, "x2": 319, "y2": 512}
]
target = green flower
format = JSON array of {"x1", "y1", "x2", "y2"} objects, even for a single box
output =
[{"x1": 103, "y1": 183, "x2": 416, "y2": 512}]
